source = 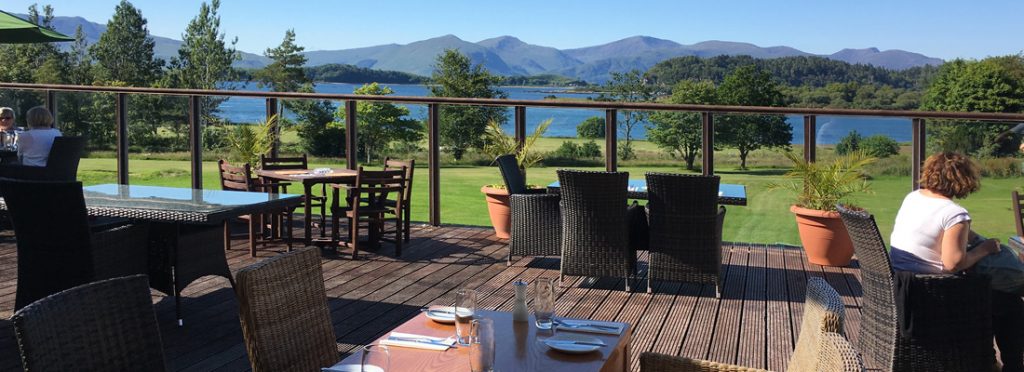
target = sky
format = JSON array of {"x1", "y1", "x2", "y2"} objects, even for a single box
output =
[{"x1": 4, "y1": 0, "x2": 1022, "y2": 60}]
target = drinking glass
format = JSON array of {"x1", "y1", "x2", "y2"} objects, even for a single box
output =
[
  {"x1": 469, "y1": 318, "x2": 495, "y2": 372},
  {"x1": 455, "y1": 288, "x2": 478, "y2": 346},
  {"x1": 534, "y1": 277, "x2": 556, "y2": 329},
  {"x1": 360, "y1": 344, "x2": 389, "y2": 372}
]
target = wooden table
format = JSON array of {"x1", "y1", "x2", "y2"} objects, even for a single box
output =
[
  {"x1": 335, "y1": 310, "x2": 631, "y2": 372},
  {"x1": 256, "y1": 168, "x2": 357, "y2": 246}
]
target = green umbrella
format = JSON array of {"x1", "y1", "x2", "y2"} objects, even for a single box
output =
[{"x1": 0, "y1": 9, "x2": 73, "y2": 44}]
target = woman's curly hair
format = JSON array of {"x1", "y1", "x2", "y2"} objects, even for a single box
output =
[{"x1": 919, "y1": 151, "x2": 980, "y2": 199}]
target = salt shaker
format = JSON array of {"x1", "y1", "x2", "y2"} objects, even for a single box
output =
[{"x1": 512, "y1": 279, "x2": 529, "y2": 322}]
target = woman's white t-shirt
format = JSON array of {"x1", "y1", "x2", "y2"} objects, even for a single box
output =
[
  {"x1": 889, "y1": 190, "x2": 971, "y2": 273},
  {"x1": 16, "y1": 128, "x2": 62, "y2": 167}
]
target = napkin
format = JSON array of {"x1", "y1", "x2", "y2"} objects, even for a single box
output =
[
  {"x1": 554, "y1": 318, "x2": 625, "y2": 335},
  {"x1": 378, "y1": 331, "x2": 454, "y2": 350}
]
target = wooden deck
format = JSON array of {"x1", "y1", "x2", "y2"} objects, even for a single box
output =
[{"x1": 0, "y1": 225, "x2": 864, "y2": 371}]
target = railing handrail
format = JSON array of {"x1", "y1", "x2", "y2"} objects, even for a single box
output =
[{"x1": 3, "y1": 82, "x2": 1024, "y2": 122}]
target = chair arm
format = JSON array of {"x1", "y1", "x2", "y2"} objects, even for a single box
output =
[
  {"x1": 91, "y1": 223, "x2": 151, "y2": 281},
  {"x1": 638, "y1": 352, "x2": 768, "y2": 372},
  {"x1": 901, "y1": 272, "x2": 992, "y2": 343}
]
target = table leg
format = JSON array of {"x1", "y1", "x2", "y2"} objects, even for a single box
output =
[{"x1": 304, "y1": 182, "x2": 313, "y2": 246}]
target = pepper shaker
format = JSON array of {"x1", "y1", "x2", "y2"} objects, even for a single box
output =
[{"x1": 512, "y1": 279, "x2": 529, "y2": 322}]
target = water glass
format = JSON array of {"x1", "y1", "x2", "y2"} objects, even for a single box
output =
[
  {"x1": 360, "y1": 344, "x2": 389, "y2": 372},
  {"x1": 455, "y1": 288, "x2": 478, "y2": 346},
  {"x1": 534, "y1": 277, "x2": 556, "y2": 329},
  {"x1": 469, "y1": 318, "x2": 495, "y2": 372}
]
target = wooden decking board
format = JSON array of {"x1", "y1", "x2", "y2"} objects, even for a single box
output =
[
  {"x1": 765, "y1": 243, "x2": 794, "y2": 371},
  {"x1": 0, "y1": 225, "x2": 866, "y2": 372}
]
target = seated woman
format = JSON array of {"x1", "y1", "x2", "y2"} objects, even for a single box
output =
[
  {"x1": 0, "y1": 107, "x2": 16, "y2": 149},
  {"x1": 890, "y1": 151, "x2": 1023, "y2": 371},
  {"x1": 16, "y1": 106, "x2": 62, "y2": 167}
]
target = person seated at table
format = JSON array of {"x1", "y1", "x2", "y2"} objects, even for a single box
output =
[
  {"x1": 889, "y1": 151, "x2": 1023, "y2": 372},
  {"x1": 16, "y1": 106, "x2": 62, "y2": 167},
  {"x1": 0, "y1": 107, "x2": 16, "y2": 148}
]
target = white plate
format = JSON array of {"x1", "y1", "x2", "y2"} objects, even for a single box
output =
[
  {"x1": 322, "y1": 365, "x2": 383, "y2": 372},
  {"x1": 423, "y1": 305, "x2": 456, "y2": 324},
  {"x1": 542, "y1": 334, "x2": 605, "y2": 354}
]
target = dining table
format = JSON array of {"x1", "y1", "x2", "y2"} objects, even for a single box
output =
[
  {"x1": 547, "y1": 179, "x2": 748, "y2": 206},
  {"x1": 334, "y1": 310, "x2": 632, "y2": 372},
  {"x1": 4, "y1": 183, "x2": 304, "y2": 325},
  {"x1": 256, "y1": 167, "x2": 357, "y2": 246}
]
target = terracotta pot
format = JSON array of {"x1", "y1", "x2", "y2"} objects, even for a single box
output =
[
  {"x1": 481, "y1": 186, "x2": 511, "y2": 239},
  {"x1": 790, "y1": 205, "x2": 854, "y2": 266}
]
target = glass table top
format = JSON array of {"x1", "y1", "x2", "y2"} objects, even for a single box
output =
[
  {"x1": 547, "y1": 180, "x2": 747, "y2": 199},
  {"x1": 82, "y1": 184, "x2": 302, "y2": 213}
]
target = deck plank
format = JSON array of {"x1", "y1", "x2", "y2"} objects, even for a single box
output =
[{"x1": 0, "y1": 225, "x2": 864, "y2": 372}]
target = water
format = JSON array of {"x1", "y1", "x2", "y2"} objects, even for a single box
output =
[{"x1": 216, "y1": 82, "x2": 913, "y2": 144}]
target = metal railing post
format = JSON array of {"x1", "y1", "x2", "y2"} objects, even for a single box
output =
[
  {"x1": 115, "y1": 93, "x2": 129, "y2": 185},
  {"x1": 912, "y1": 118, "x2": 926, "y2": 190},
  {"x1": 266, "y1": 98, "x2": 279, "y2": 157},
  {"x1": 605, "y1": 109, "x2": 617, "y2": 172},
  {"x1": 702, "y1": 112, "x2": 714, "y2": 175},
  {"x1": 45, "y1": 90, "x2": 58, "y2": 128},
  {"x1": 803, "y1": 115, "x2": 816, "y2": 162},
  {"x1": 428, "y1": 103, "x2": 441, "y2": 226},
  {"x1": 188, "y1": 95, "x2": 203, "y2": 189},
  {"x1": 345, "y1": 100, "x2": 357, "y2": 169}
]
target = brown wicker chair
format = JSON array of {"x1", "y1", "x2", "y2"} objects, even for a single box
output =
[
  {"x1": 557, "y1": 169, "x2": 634, "y2": 291},
  {"x1": 645, "y1": 172, "x2": 726, "y2": 296},
  {"x1": 12, "y1": 275, "x2": 167, "y2": 372},
  {"x1": 639, "y1": 277, "x2": 860, "y2": 372},
  {"x1": 498, "y1": 154, "x2": 561, "y2": 265},
  {"x1": 235, "y1": 247, "x2": 338, "y2": 372},
  {"x1": 837, "y1": 205, "x2": 994, "y2": 371}
]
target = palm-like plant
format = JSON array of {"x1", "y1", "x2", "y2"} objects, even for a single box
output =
[
  {"x1": 483, "y1": 118, "x2": 552, "y2": 170},
  {"x1": 226, "y1": 114, "x2": 278, "y2": 168},
  {"x1": 769, "y1": 151, "x2": 876, "y2": 211}
]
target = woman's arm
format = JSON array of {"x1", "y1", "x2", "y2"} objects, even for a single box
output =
[{"x1": 941, "y1": 221, "x2": 999, "y2": 273}]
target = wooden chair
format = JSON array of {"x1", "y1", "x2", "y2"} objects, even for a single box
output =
[
  {"x1": 12, "y1": 275, "x2": 167, "y2": 372},
  {"x1": 235, "y1": 247, "x2": 338, "y2": 372},
  {"x1": 218, "y1": 159, "x2": 293, "y2": 256},
  {"x1": 1013, "y1": 190, "x2": 1023, "y2": 238},
  {"x1": 383, "y1": 157, "x2": 415, "y2": 242},
  {"x1": 331, "y1": 166, "x2": 406, "y2": 259},
  {"x1": 639, "y1": 277, "x2": 861, "y2": 372},
  {"x1": 260, "y1": 154, "x2": 328, "y2": 238}
]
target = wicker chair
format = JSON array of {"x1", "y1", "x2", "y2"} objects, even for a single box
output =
[
  {"x1": 0, "y1": 178, "x2": 149, "y2": 311},
  {"x1": 235, "y1": 247, "x2": 338, "y2": 372},
  {"x1": 497, "y1": 154, "x2": 561, "y2": 265},
  {"x1": 12, "y1": 275, "x2": 167, "y2": 372},
  {"x1": 837, "y1": 205, "x2": 994, "y2": 371},
  {"x1": 557, "y1": 169, "x2": 635, "y2": 291},
  {"x1": 639, "y1": 277, "x2": 860, "y2": 372},
  {"x1": 0, "y1": 136, "x2": 85, "y2": 181},
  {"x1": 645, "y1": 172, "x2": 726, "y2": 296}
]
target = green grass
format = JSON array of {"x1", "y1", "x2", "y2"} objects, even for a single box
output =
[{"x1": 78, "y1": 157, "x2": 1024, "y2": 246}]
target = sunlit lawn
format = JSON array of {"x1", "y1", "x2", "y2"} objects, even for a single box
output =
[{"x1": 78, "y1": 157, "x2": 1022, "y2": 246}]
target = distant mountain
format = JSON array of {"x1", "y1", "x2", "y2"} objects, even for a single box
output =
[{"x1": 25, "y1": 13, "x2": 946, "y2": 84}]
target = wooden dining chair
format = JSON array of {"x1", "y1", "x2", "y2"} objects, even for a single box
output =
[
  {"x1": 331, "y1": 166, "x2": 406, "y2": 259},
  {"x1": 218, "y1": 159, "x2": 292, "y2": 256},
  {"x1": 383, "y1": 157, "x2": 415, "y2": 242},
  {"x1": 260, "y1": 154, "x2": 328, "y2": 237},
  {"x1": 1013, "y1": 190, "x2": 1023, "y2": 238}
]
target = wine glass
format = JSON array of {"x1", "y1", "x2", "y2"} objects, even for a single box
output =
[{"x1": 360, "y1": 344, "x2": 389, "y2": 372}]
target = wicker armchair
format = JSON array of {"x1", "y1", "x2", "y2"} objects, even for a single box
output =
[
  {"x1": 557, "y1": 169, "x2": 635, "y2": 291},
  {"x1": 12, "y1": 275, "x2": 167, "y2": 372},
  {"x1": 837, "y1": 205, "x2": 994, "y2": 371},
  {"x1": 645, "y1": 172, "x2": 726, "y2": 296},
  {"x1": 496, "y1": 154, "x2": 561, "y2": 265},
  {"x1": 235, "y1": 246, "x2": 338, "y2": 372},
  {"x1": 639, "y1": 277, "x2": 860, "y2": 372},
  {"x1": 0, "y1": 178, "x2": 149, "y2": 311}
]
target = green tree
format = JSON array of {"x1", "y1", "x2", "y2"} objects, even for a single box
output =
[
  {"x1": 920, "y1": 56, "x2": 1024, "y2": 156},
  {"x1": 647, "y1": 80, "x2": 717, "y2": 170},
  {"x1": 335, "y1": 83, "x2": 424, "y2": 163},
  {"x1": 860, "y1": 135, "x2": 900, "y2": 158},
  {"x1": 835, "y1": 130, "x2": 863, "y2": 155},
  {"x1": 254, "y1": 29, "x2": 308, "y2": 94},
  {"x1": 59, "y1": 26, "x2": 102, "y2": 144},
  {"x1": 599, "y1": 69, "x2": 656, "y2": 160},
  {"x1": 168, "y1": 0, "x2": 240, "y2": 123},
  {"x1": 429, "y1": 49, "x2": 507, "y2": 160},
  {"x1": 716, "y1": 65, "x2": 792, "y2": 169},
  {"x1": 291, "y1": 83, "x2": 342, "y2": 157},
  {"x1": 90, "y1": 0, "x2": 163, "y2": 86},
  {"x1": 576, "y1": 116, "x2": 605, "y2": 138},
  {"x1": 0, "y1": 4, "x2": 64, "y2": 122}
]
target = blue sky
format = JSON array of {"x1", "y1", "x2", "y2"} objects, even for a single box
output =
[{"x1": 5, "y1": 0, "x2": 1022, "y2": 60}]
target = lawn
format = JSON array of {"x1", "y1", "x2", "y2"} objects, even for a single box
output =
[{"x1": 78, "y1": 157, "x2": 1024, "y2": 246}]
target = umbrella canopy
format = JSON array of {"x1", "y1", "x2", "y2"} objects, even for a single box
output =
[{"x1": 0, "y1": 9, "x2": 73, "y2": 44}]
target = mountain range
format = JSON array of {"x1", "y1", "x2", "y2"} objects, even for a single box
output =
[{"x1": 37, "y1": 14, "x2": 944, "y2": 83}]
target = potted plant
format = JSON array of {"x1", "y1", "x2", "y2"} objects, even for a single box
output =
[
  {"x1": 480, "y1": 119, "x2": 551, "y2": 239},
  {"x1": 769, "y1": 151, "x2": 875, "y2": 266}
]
